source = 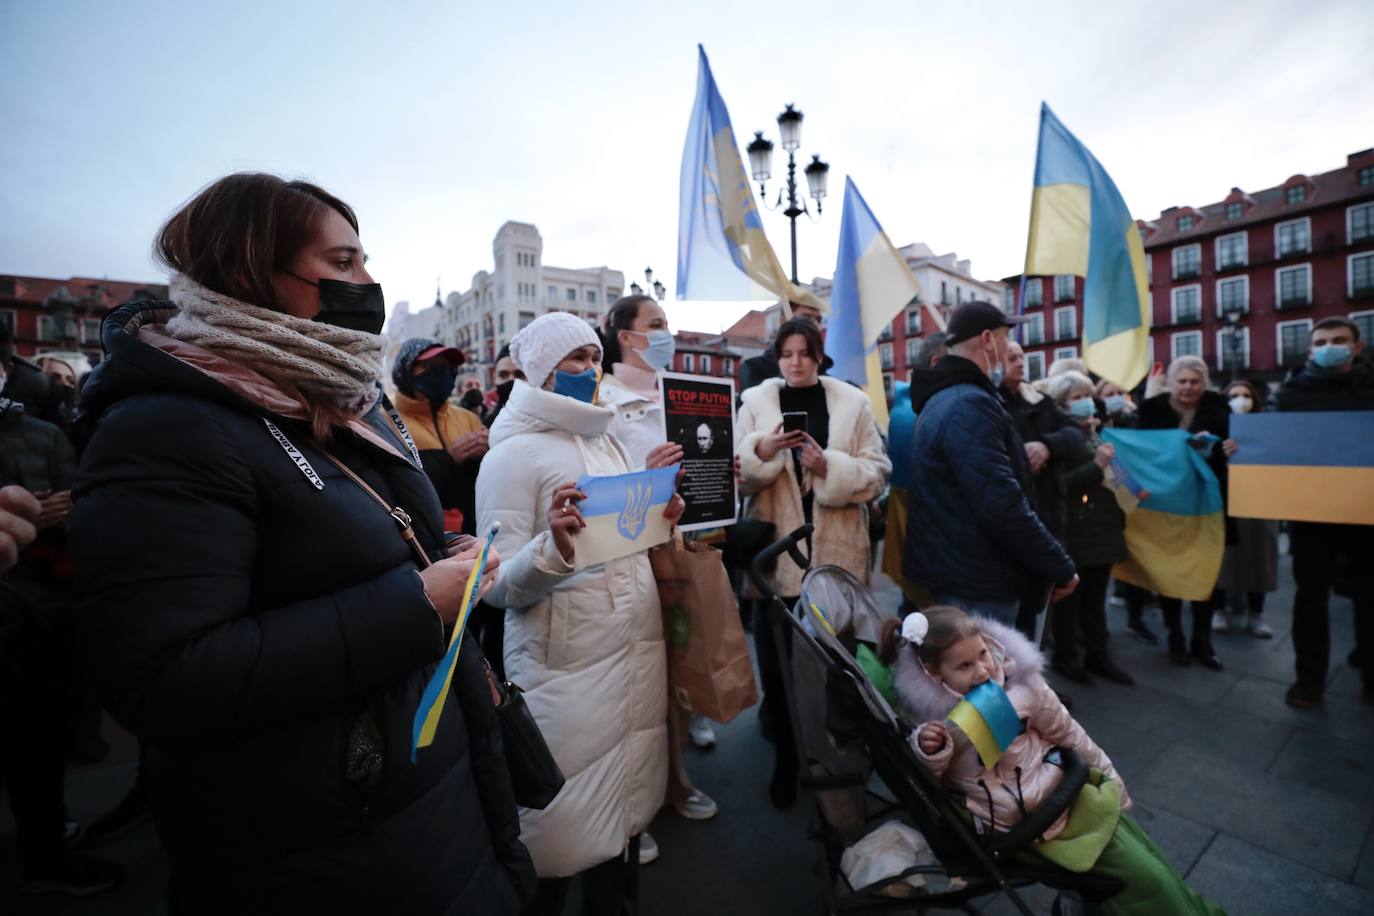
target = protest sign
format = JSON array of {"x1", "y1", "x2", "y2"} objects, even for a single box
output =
[
  {"x1": 658, "y1": 371, "x2": 737, "y2": 531},
  {"x1": 572, "y1": 465, "x2": 678, "y2": 570}
]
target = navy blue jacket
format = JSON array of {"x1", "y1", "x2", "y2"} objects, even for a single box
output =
[
  {"x1": 902, "y1": 356, "x2": 1076, "y2": 600},
  {"x1": 69, "y1": 300, "x2": 535, "y2": 915}
]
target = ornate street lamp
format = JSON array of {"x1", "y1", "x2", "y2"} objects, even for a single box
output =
[
  {"x1": 628, "y1": 266, "x2": 667, "y2": 302},
  {"x1": 749, "y1": 103, "x2": 831, "y2": 284}
]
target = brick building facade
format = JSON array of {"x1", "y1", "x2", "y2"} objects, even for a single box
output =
[{"x1": 1, "y1": 274, "x2": 168, "y2": 366}]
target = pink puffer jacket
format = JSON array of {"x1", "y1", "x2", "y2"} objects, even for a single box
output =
[{"x1": 893, "y1": 618, "x2": 1131, "y2": 841}]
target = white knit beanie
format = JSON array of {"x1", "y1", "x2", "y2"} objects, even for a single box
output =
[{"x1": 509, "y1": 312, "x2": 602, "y2": 387}]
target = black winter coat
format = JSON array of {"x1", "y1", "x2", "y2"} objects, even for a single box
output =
[
  {"x1": 1270, "y1": 359, "x2": 1374, "y2": 413},
  {"x1": 1060, "y1": 432, "x2": 1128, "y2": 569},
  {"x1": 69, "y1": 300, "x2": 535, "y2": 915},
  {"x1": 902, "y1": 356, "x2": 1076, "y2": 601},
  {"x1": 998, "y1": 387, "x2": 1084, "y2": 539}
]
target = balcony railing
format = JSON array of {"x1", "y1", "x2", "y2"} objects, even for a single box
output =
[
  {"x1": 1276, "y1": 294, "x2": 1311, "y2": 311},
  {"x1": 1352, "y1": 283, "x2": 1374, "y2": 299},
  {"x1": 1172, "y1": 266, "x2": 1201, "y2": 280}
]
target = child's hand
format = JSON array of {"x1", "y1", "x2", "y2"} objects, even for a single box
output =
[{"x1": 917, "y1": 722, "x2": 949, "y2": 755}]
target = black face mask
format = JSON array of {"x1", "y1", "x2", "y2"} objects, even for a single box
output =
[
  {"x1": 461, "y1": 389, "x2": 484, "y2": 411},
  {"x1": 495, "y1": 378, "x2": 516, "y2": 407},
  {"x1": 286, "y1": 271, "x2": 386, "y2": 334},
  {"x1": 412, "y1": 365, "x2": 456, "y2": 408}
]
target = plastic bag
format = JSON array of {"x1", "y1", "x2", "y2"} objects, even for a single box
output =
[{"x1": 839, "y1": 820, "x2": 938, "y2": 898}]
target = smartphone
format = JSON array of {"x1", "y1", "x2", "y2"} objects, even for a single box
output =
[{"x1": 782, "y1": 411, "x2": 808, "y2": 436}]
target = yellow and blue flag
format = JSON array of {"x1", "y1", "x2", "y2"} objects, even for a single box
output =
[
  {"x1": 1229, "y1": 412, "x2": 1374, "y2": 525},
  {"x1": 572, "y1": 465, "x2": 678, "y2": 570},
  {"x1": 412, "y1": 524, "x2": 500, "y2": 761},
  {"x1": 676, "y1": 46, "x2": 823, "y2": 311},
  {"x1": 1023, "y1": 104, "x2": 1150, "y2": 390},
  {"x1": 1102, "y1": 429, "x2": 1224, "y2": 602},
  {"x1": 829, "y1": 177, "x2": 944, "y2": 429},
  {"x1": 946, "y1": 681, "x2": 1023, "y2": 771}
]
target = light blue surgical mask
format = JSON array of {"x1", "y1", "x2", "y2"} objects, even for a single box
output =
[
  {"x1": 1068, "y1": 397, "x2": 1097, "y2": 418},
  {"x1": 553, "y1": 367, "x2": 600, "y2": 403},
  {"x1": 1104, "y1": 394, "x2": 1129, "y2": 414},
  {"x1": 633, "y1": 329, "x2": 676, "y2": 372},
  {"x1": 989, "y1": 364, "x2": 1004, "y2": 388},
  {"x1": 1311, "y1": 344, "x2": 1352, "y2": 369}
]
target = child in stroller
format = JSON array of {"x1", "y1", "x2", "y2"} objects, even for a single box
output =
[{"x1": 882, "y1": 605, "x2": 1224, "y2": 915}]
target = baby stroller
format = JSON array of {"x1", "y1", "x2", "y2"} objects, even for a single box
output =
[{"x1": 750, "y1": 526, "x2": 1124, "y2": 915}]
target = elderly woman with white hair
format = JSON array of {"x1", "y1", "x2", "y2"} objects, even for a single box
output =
[
  {"x1": 1044, "y1": 371, "x2": 1135, "y2": 685},
  {"x1": 1134, "y1": 355, "x2": 1237, "y2": 670}
]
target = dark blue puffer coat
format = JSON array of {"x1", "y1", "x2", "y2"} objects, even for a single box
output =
[{"x1": 901, "y1": 355, "x2": 1075, "y2": 601}]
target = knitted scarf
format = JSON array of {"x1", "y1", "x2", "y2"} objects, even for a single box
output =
[{"x1": 164, "y1": 274, "x2": 383, "y2": 418}]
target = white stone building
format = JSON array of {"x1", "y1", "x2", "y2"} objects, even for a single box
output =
[{"x1": 438, "y1": 221, "x2": 625, "y2": 384}]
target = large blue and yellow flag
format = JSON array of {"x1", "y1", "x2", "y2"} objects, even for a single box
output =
[
  {"x1": 829, "y1": 177, "x2": 945, "y2": 429},
  {"x1": 1229, "y1": 412, "x2": 1374, "y2": 525},
  {"x1": 946, "y1": 681, "x2": 1023, "y2": 771},
  {"x1": 676, "y1": 46, "x2": 823, "y2": 312},
  {"x1": 1023, "y1": 104, "x2": 1150, "y2": 390},
  {"x1": 1102, "y1": 429, "x2": 1224, "y2": 602}
]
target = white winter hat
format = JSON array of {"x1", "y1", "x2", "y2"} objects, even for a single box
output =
[{"x1": 509, "y1": 312, "x2": 602, "y2": 388}]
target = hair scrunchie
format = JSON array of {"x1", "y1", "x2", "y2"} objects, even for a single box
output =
[{"x1": 901, "y1": 611, "x2": 930, "y2": 647}]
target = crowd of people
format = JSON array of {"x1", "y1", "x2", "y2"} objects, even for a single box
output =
[{"x1": 1, "y1": 170, "x2": 1370, "y2": 913}]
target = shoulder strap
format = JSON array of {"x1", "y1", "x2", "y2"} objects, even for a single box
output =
[{"x1": 317, "y1": 447, "x2": 432, "y2": 570}]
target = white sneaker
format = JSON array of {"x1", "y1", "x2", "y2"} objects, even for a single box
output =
[
  {"x1": 672, "y1": 789, "x2": 718, "y2": 821},
  {"x1": 1248, "y1": 615, "x2": 1274, "y2": 639},
  {"x1": 1211, "y1": 611, "x2": 1231, "y2": 633},
  {"x1": 638, "y1": 831, "x2": 659, "y2": 865},
  {"x1": 688, "y1": 715, "x2": 716, "y2": 750}
]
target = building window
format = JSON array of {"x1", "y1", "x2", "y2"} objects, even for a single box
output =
[
  {"x1": 1025, "y1": 351, "x2": 1045, "y2": 382},
  {"x1": 518, "y1": 311, "x2": 535, "y2": 329},
  {"x1": 1053, "y1": 275, "x2": 1075, "y2": 303},
  {"x1": 1275, "y1": 218, "x2": 1310, "y2": 257},
  {"x1": 1276, "y1": 265, "x2": 1312, "y2": 308},
  {"x1": 907, "y1": 308, "x2": 922, "y2": 334},
  {"x1": 1054, "y1": 306, "x2": 1077, "y2": 341},
  {"x1": 1350, "y1": 253, "x2": 1374, "y2": 298},
  {"x1": 547, "y1": 285, "x2": 557, "y2": 301},
  {"x1": 1215, "y1": 232, "x2": 1247, "y2": 269},
  {"x1": 940, "y1": 280, "x2": 948, "y2": 305},
  {"x1": 1024, "y1": 313, "x2": 1044, "y2": 345},
  {"x1": 587, "y1": 290, "x2": 597, "y2": 306},
  {"x1": 38, "y1": 315, "x2": 60, "y2": 342},
  {"x1": 1023, "y1": 278, "x2": 1043, "y2": 308},
  {"x1": 1172, "y1": 244, "x2": 1201, "y2": 279},
  {"x1": 1176, "y1": 215, "x2": 1194, "y2": 232},
  {"x1": 1350, "y1": 311, "x2": 1374, "y2": 345},
  {"x1": 682, "y1": 353, "x2": 695, "y2": 372},
  {"x1": 1053, "y1": 346, "x2": 1079, "y2": 362},
  {"x1": 1360, "y1": 166, "x2": 1374, "y2": 188},
  {"x1": 1171, "y1": 285, "x2": 1202, "y2": 324},
  {"x1": 880, "y1": 342, "x2": 894, "y2": 370},
  {"x1": 1348, "y1": 203, "x2": 1374, "y2": 244},
  {"x1": 700, "y1": 355, "x2": 712, "y2": 374},
  {"x1": 882, "y1": 374, "x2": 893, "y2": 398},
  {"x1": 1171, "y1": 330, "x2": 1202, "y2": 359},
  {"x1": 724, "y1": 357, "x2": 734, "y2": 375},
  {"x1": 1285, "y1": 184, "x2": 1307, "y2": 205},
  {"x1": 498, "y1": 313, "x2": 506, "y2": 333},
  {"x1": 0, "y1": 309, "x2": 15, "y2": 335},
  {"x1": 905, "y1": 337, "x2": 921, "y2": 367},
  {"x1": 1003, "y1": 286, "x2": 1016, "y2": 313},
  {"x1": 565, "y1": 288, "x2": 577, "y2": 302},
  {"x1": 1225, "y1": 201, "x2": 1244, "y2": 221},
  {"x1": 81, "y1": 318, "x2": 102, "y2": 344},
  {"x1": 1216, "y1": 276, "x2": 1249, "y2": 316},
  {"x1": 1276, "y1": 319, "x2": 1312, "y2": 367},
  {"x1": 1215, "y1": 327, "x2": 1251, "y2": 373}
]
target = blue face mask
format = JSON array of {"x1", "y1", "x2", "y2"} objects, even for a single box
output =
[
  {"x1": 553, "y1": 367, "x2": 600, "y2": 403},
  {"x1": 1068, "y1": 397, "x2": 1097, "y2": 418},
  {"x1": 412, "y1": 365, "x2": 456, "y2": 407},
  {"x1": 1311, "y1": 344, "x2": 1352, "y2": 369},
  {"x1": 1104, "y1": 394, "x2": 1129, "y2": 414},
  {"x1": 632, "y1": 329, "x2": 676, "y2": 372}
]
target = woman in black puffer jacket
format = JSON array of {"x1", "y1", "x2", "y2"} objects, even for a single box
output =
[{"x1": 68, "y1": 173, "x2": 535, "y2": 915}]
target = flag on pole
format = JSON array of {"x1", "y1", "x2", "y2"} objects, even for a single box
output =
[
  {"x1": 411, "y1": 524, "x2": 499, "y2": 761},
  {"x1": 1023, "y1": 103, "x2": 1150, "y2": 390},
  {"x1": 828, "y1": 177, "x2": 944, "y2": 430},
  {"x1": 676, "y1": 45, "x2": 824, "y2": 312},
  {"x1": 945, "y1": 681, "x2": 1023, "y2": 770}
]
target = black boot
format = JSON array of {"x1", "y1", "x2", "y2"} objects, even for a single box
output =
[
  {"x1": 1127, "y1": 616, "x2": 1159, "y2": 644},
  {"x1": 1052, "y1": 654, "x2": 1093, "y2": 685},
  {"x1": 1085, "y1": 655, "x2": 1135, "y2": 686},
  {"x1": 1167, "y1": 631, "x2": 1190, "y2": 666},
  {"x1": 1190, "y1": 638, "x2": 1223, "y2": 671}
]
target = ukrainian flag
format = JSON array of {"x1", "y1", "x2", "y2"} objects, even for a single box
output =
[
  {"x1": 829, "y1": 177, "x2": 944, "y2": 429},
  {"x1": 1102, "y1": 429, "x2": 1224, "y2": 602},
  {"x1": 946, "y1": 681, "x2": 1023, "y2": 771},
  {"x1": 572, "y1": 465, "x2": 678, "y2": 570},
  {"x1": 676, "y1": 46, "x2": 823, "y2": 311},
  {"x1": 1023, "y1": 104, "x2": 1150, "y2": 390},
  {"x1": 1229, "y1": 412, "x2": 1374, "y2": 525}
]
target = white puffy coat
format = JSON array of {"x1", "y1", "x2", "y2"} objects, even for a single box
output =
[
  {"x1": 598, "y1": 372, "x2": 663, "y2": 469},
  {"x1": 477, "y1": 381, "x2": 669, "y2": 878}
]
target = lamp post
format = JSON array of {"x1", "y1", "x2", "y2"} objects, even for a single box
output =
[
  {"x1": 746, "y1": 103, "x2": 830, "y2": 285},
  {"x1": 628, "y1": 266, "x2": 667, "y2": 302},
  {"x1": 1222, "y1": 304, "x2": 1244, "y2": 382}
]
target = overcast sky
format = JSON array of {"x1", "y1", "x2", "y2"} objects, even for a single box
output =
[{"x1": 3, "y1": 0, "x2": 1371, "y2": 333}]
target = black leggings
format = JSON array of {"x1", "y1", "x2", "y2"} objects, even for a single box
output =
[
  {"x1": 528, "y1": 838, "x2": 640, "y2": 916},
  {"x1": 754, "y1": 597, "x2": 798, "y2": 790},
  {"x1": 1051, "y1": 565, "x2": 1113, "y2": 663},
  {"x1": 1160, "y1": 594, "x2": 1215, "y2": 643}
]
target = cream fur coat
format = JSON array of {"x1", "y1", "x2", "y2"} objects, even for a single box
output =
[{"x1": 736, "y1": 377, "x2": 891, "y2": 597}]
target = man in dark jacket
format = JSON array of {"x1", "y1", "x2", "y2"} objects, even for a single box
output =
[
  {"x1": 903, "y1": 302, "x2": 1079, "y2": 625},
  {"x1": 1270, "y1": 316, "x2": 1374, "y2": 708}
]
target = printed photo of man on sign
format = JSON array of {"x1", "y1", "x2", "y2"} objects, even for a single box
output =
[{"x1": 659, "y1": 371, "x2": 738, "y2": 530}]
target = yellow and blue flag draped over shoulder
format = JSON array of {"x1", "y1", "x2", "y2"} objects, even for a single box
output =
[
  {"x1": 676, "y1": 45, "x2": 823, "y2": 312},
  {"x1": 1102, "y1": 429, "x2": 1224, "y2": 602},
  {"x1": 412, "y1": 525, "x2": 500, "y2": 761},
  {"x1": 1023, "y1": 104, "x2": 1150, "y2": 390},
  {"x1": 1229, "y1": 412, "x2": 1374, "y2": 525},
  {"x1": 829, "y1": 177, "x2": 944, "y2": 430},
  {"x1": 946, "y1": 681, "x2": 1023, "y2": 771},
  {"x1": 572, "y1": 464, "x2": 678, "y2": 570}
]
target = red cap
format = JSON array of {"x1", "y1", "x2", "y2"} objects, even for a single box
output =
[{"x1": 417, "y1": 344, "x2": 465, "y2": 366}]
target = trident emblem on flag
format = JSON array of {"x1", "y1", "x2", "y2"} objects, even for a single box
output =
[{"x1": 618, "y1": 482, "x2": 652, "y2": 540}]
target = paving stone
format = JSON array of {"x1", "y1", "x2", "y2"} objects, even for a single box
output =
[
  {"x1": 1125, "y1": 804, "x2": 1216, "y2": 877},
  {"x1": 1219, "y1": 673, "x2": 1374, "y2": 745},
  {"x1": 1266, "y1": 726, "x2": 1374, "y2": 806},
  {"x1": 1359, "y1": 821, "x2": 1374, "y2": 891},
  {"x1": 1134, "y1": 743, "x2": 1374, "y2": 877},
  {"x1": 1186, "y1": 832, "x2": 1374, "y2": 915},
  {"x1": 1327, "y1": 663, "x2": 1367, "y2": 701}
]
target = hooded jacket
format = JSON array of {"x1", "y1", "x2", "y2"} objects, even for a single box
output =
[
  {"x1": 476, "y1": 380, "x2": 668, "y2": 878},
  {"x1": 68, "y1": 299, "x2": 534, "y2": 915},
  {"x1": 893, "y1": 617, "x2": 1129, "y2": 839},
  {"x1": 902, "y1": 356, "x2": 1075, "y2": 601}
]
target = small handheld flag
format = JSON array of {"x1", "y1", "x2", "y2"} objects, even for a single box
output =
[
  {"x1": 411, "y1": 522, "x2": 501, "y2": 761},
  {"x1": 945, "y1": 681, "x2": 1023, "y2": 770}
]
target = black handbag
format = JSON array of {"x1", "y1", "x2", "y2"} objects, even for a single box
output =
[
  {"x1": 724, "y1": 517, "x2": 777, "y2": 571},
  {"x1": 318, "y1": 446, "x2": 566, "y2": 810}
]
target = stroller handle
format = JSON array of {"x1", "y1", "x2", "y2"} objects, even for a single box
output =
[{"x1": 748, "y1": 524, "x2": 814, "y2": 597}]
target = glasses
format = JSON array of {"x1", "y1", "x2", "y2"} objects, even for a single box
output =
[{"x1": 495, "y1": 369, "x2": 526, "y2": 382}]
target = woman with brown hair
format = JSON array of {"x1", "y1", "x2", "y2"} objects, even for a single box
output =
[{"x1": 68, "y1": 173, "x2": 535, "y2": 914}]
